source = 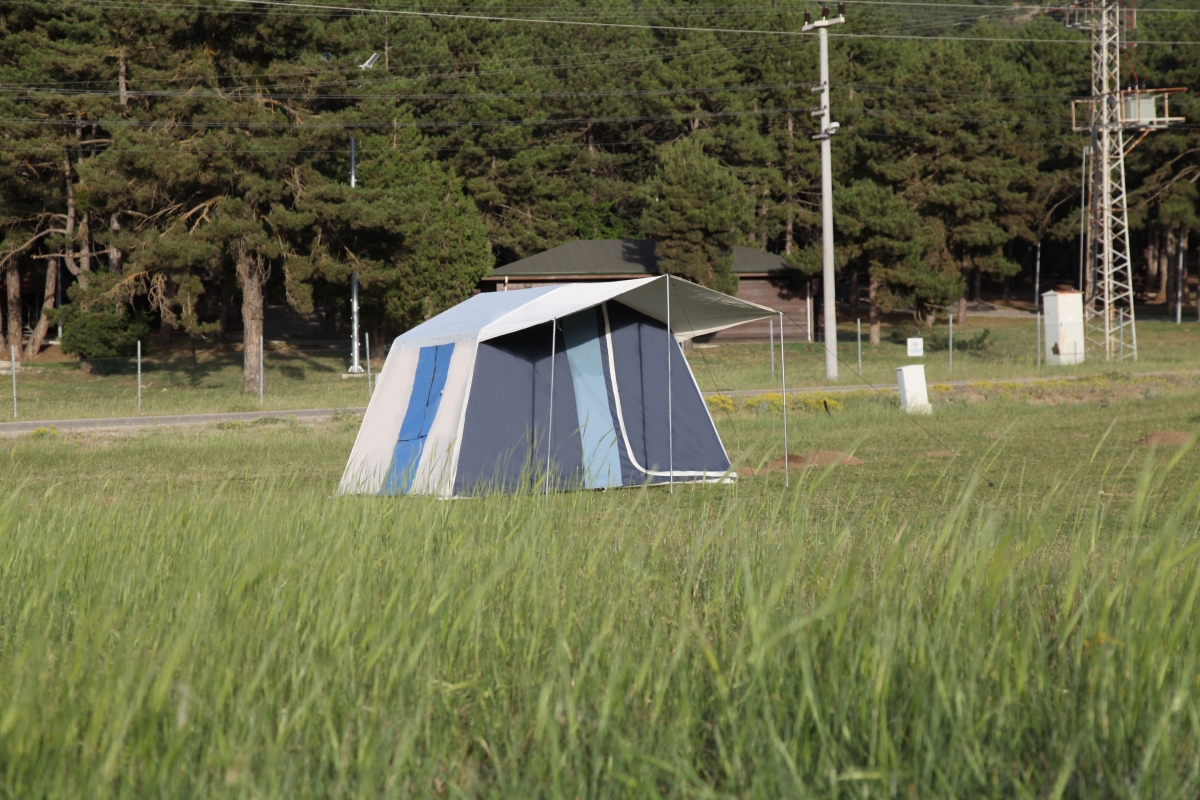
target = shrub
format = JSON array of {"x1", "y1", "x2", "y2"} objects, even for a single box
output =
[
  {"x1": 61, "y1": 309, "x2": 149, "y2": 360},
  {"x1": 746, "y1": 393, "x2": 783, "y2": 414},
  {"x1": 705, "y1": 394, "x2": 735, "y2": 414},
  {"x1": 890, "y1": 325, "x2": 990, "y2": 352}
]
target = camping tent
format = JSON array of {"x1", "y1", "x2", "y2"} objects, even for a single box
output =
[{"x1": 338, "y1": 275, "x2": 779, "y2": 497}]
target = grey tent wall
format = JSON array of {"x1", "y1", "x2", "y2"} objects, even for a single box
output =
[
  {"x1": 454, "y1": 302, "x2": 729, "y2": 496},
  {"x1": 454, "y1": 320, "x2": 584, "y2": 495},
  {"x1": 604, "y1": 302, "x2": 730, "y2": 481}
]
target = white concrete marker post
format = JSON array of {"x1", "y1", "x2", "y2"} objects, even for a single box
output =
[
  {"x1": 896, "y1": 364, "x2": 932, "y2": 415},
  {"x1": 1043, "y1": 291, "x2": 1085, "y2": 366}
]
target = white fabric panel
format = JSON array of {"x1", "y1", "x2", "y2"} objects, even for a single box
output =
[
  {"x1": 476, "y1": 279, "x2": 657, "y2": 340},
  {"x1": 409, "y1": 340, "x2": 477, "y2": 497},
  {"x1": 480, "y1": 276, "x2": 774, "y2": 342},
  {"x1": 391, "y1": 285, "x2": 560, "y2": 350},
  {"x1": 337, "y1": 346, "x2": 421, "y2": 495},
  {"x1": 391, "y1": 276, "x2": 777, "y2": 351}
]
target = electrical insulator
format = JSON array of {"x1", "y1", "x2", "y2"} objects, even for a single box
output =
[
  {"x1": 804, "y1": 9, "x2": 811, "y2": 24},
  {"x1": 822, "y1": 5, "x2": 830, "y2": 19},
  {"x1": 838, "y1": 1, "x2": 845, "y2": 16}
]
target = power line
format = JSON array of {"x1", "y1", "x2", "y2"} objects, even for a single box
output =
[{"x1": 0, "y1": 104, "x2": 824, "y2": 129}]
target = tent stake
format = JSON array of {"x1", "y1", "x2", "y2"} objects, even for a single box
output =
[
  {"x1": 546, "y1": 318, "x2": 556, "y2": 497},
  {"x1": 667, "y1": 276, "x2": 673, "y2": 494},
  {"x1": 780, "y1": 312, "x2": 788, "y2": 488}
]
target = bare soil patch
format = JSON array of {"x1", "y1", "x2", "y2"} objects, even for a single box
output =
[
  {"x1": 1136, "y1": 430, "x2": 1194, "y2": 447},
  {"x1": 743, "y1": 451, "x2": 863, "y2": 475}
]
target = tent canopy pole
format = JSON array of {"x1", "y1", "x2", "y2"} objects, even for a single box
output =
[
  {"x1": 667, "y1": 276, "x2": 674, "y2": 493},
  {"x1": 780, "y1": 311, "x2": 788, "y2": 488},
  {"x1": 547, "y1": 318, "x2": 556, "y2": 497}
]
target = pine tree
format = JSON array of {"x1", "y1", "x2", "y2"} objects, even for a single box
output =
[{"x1": 640, "y1": 138, "x2": 751, "y2": 294}]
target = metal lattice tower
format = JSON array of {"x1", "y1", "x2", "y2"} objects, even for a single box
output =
[{"x1": 1065, "y1": 0, "x2": 1184, "y2": 361}]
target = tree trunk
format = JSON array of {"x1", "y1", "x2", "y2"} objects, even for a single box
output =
[
  {"x1": 958, "y1": 254, "x2": 968, "y2": 322},
  {"x1": 868, "y1": 273, "x2": 881, "y2": 345},
  {"x1": 1146, "y1": 231, "x2": 1160, "y2": 296},
  {"x1": 849, "y1": 268, "x2": 859, "y2": 318},
  {"x1": 108, "y1": 213, "x2": 123, "y2": 275},
  {"x1": 5, "y1": 258, "x2": 20, "y2": 351},
  {"x1": 74, "y1": 120, "x2": 92, "y2": 287},
  {"x1": 61, "y1": 157, "x2": 87, "y2": 290},
  {"x1": 118, "y1": 50, "x2": 129, "y2": 107},
  {"x1": 784, "y1": 177, "x2": 794, "y2": 255},
  {"x1": 24, "y1": 257, "x2": 57, "y2": 359},
  {"x1": 235, "y1": 237, "x2": 268, "y2": 394},
  {"x1": 217, "y1": 281, "x2": 232, "y2": 350},
  {"x1": 1169, "y1": 228, "x2": 1188, "y2": 318},
  {"x1": 1155, "y1": 228, "x2": 1173, "y2": 303}
]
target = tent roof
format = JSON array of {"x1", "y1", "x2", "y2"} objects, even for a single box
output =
[{"x1": 393, "y1": 276, "x2": 776, "y2": 350}]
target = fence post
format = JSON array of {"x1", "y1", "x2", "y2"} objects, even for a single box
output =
[
  {"x1": 137, "y1": 340, "x2": 142, "y2": 412},
  {"x1": 10, "y1": 344, "x2": 15, "y2": 420},
  {"x1": 365, "y1": 333, "x2": 373, "y2": 396},
  {"x1": 259, "y1": 335, "x2": 264, "y2": 405},
  {"x1": 856, "y1": 318, "x2": 862, "y2": 375},
  {"x1": 1037, "y1": 312, "x2": 1042, "y2": 369},
  {"x1": 948, "y1": 314, "x2": 953, "y2": 373}
]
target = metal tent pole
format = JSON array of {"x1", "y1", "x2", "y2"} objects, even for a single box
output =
[
  {"x1": 667, "y1": 276, "x2": 673, "y2": 494},
  {"x1": 10, "y1": 344, "x2": 15, "y2": 420},
  {"x1": 769, "y1": 317, "x2": 775, "y2": 379},
  {"x1": 259, "y1": 335, "x2": 264, "y2": 405},
  {"x1": 137, "y1": 340, "x2": 142, "y2": 412},
  {"x1": 546, "y1": 319, "x2": 556, "y2": 497},
  {"x1": 780, "y1": 312, "x2": 788, "y2": 488}
]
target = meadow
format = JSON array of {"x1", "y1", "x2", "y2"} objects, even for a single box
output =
[
  {"x1": 1, "y1": 373, "x2": 1199, "y2": 797},
  {"x1": 4, "y1": 315, "x2": 1198, "y2": 423}
]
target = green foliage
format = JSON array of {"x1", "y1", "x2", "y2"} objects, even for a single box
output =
[
  {"x1": 641, "y1": 139, "x2": 751, "y2": 294},
  {"x1": 891, "y1": 325, "x2": 991, "y2": 351},
  {"x1": 60, "y1": 308, "x2": 148, "y2": 360}
]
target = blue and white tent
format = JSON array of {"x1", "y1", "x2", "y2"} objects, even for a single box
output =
[{"x1": 338, "y1": 275, "x2": 779, "y2": 497}]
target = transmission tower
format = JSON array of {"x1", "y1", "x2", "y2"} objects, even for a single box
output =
[{"x1": 1063, "y1": 0, "x2": 1184, "y2": 361}]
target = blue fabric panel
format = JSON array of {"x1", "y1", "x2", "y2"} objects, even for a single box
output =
[
  {"x1": 381, "y1": 343, "x2": 454, "y2": 494},
  {"x1": 606, "y1": 302, "x2": 729, "y2": 479},
  {"x1": 454, "y1": 322, "x2": 583, "y2": 495},
  {"x1": 562, "y1": 309, "x2": 622, "y2": 489}
]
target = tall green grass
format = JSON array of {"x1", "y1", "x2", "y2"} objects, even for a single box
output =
[{"x1": 2, "y1": 453, "x2": 1198, "y2": 797}]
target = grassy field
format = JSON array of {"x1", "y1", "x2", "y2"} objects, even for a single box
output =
[
  {"x1": 1, "y1": 376, "x2": 1199, "y2": 796},
  {"x1": 691, "y1": 316, "x2": 1200, "y2": 394},
  {"x1": 3, "y1": 316, "x2": 1197, "y2": 422}
]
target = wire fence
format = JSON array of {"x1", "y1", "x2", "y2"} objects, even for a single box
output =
[{"x1": 0, "y1": 339, "x2": 385, "y2": 424}]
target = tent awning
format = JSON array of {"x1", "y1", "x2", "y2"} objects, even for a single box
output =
[{"x1": 392, "y1": 275, "x2": 776, "y2": 350}]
